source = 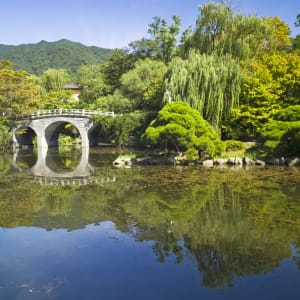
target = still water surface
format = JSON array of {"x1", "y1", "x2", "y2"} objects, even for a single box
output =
[{"x1": 0, "y1": 148, "x2": 300, "y2": 300}]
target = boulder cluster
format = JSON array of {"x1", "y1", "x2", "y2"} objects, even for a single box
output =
[
  {"x1": 192, "y1": 156, "x2": 300, "y2": 167},
  {"x1": 201, "y1": 157, "x2": 264, "y2": 167},
  {"x1": 113, "y1": 155, "x2": 300, "y2": 168}
]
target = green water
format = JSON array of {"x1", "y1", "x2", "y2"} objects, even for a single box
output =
[{"x1": 0, "y1": 148, "x2": 300, "y2": 300}]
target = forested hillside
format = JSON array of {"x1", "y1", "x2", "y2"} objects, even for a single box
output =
[{"x1": 0, "y1": 39, "x2": 112, "y2": 74}]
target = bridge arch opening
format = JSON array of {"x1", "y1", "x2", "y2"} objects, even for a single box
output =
[
  {"x1": 88, "y1": 124, "x2": 102, "y2": 146},
  {"x1": 45, "y1": 148, "x2": 82, "y2": 174},
  {"x1": 45, "y1": 121, "x2": 81, "y2": 148},
  {"x1": 13, "y1": 148, "x2": 38, "y2": 170},
  {"x1": 13, "y1": 126, "x2": 37, "y2": 148},
  {"x1": 30, "y1": 146, "x2": 92, "y2": 179}
]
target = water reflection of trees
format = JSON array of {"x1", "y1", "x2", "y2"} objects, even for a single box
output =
[
  {"x1": 183, "y1": 186, "x2": 291, "y2": 288},
  {"x1": 1, "y1": 156, "x2": 300, "y2": 287}
]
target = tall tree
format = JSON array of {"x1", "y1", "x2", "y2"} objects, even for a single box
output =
[
  {"x1": 76, "y1": 64, "x2": 109, "y2": 104},
  {"x1": 225, "y1": 51, "x2": 300, "y2": 139},
  {"x1": 39, "y1": 90, "x2": 75, "y2": 109},
  {"x1": 103, "y1": 49, "x2": 136, "y2": 92},
  {"x1": 292, "y1": 35, "x2": 300, "y2": 52},
  {"x1": 181, "y1": 1, "x2": 275, "y2": 60},
  {"x1": 41, "y1": 68, "x2": 70, "y2": 92},
  {"x1": 265, "y1": 16, "x2": 291, "y2": 49},
  {"x1": 295, "y1": 13, "x2": 300, "y2": 27},
  {"x1": 129, "y1": 16, "x2": 181, "y2": 64},
  {"x1": 165, "y1": 51, "x2": 242, "y2": 129},
  {"x1": 148, "y1": 15, "x2": 181, "y2": 64},
  {"x1": 120, "y1": 58, "x2": 167, "y2": 110},
  {"x1": 293, "y1": 14, "x2": 300, "y2": 52},
  {"x1": 0, "y1": 61, "x2": 40, "y2": 116}
]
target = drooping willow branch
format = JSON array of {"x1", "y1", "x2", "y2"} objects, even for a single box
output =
[{"x1": 165, "y1": 50, "x2": 243, "y2": 129}]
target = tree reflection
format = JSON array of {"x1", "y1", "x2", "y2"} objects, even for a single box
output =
[{"x1": 1, "y1": 153, "x2": 300, "y2": 287}]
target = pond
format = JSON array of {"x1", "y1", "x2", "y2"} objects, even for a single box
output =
[{"x1": 0, "y1": 147, "x2": 300, "y2": 300}]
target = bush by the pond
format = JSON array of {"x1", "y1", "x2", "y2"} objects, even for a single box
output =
[
  {"x1": 93, "y1": 112, "x2": 155, "y2": 147},
  {"x1": 185, "y1": 147, "x2": 199, "y2": 161},
  {"x1": 224, "y1": 140, "x2": 246, "y2": 151},
  {"x1": 142, "y1": 102, "x2": 224, "y2": 158},
  {"x1": 0, "y1": 122, "x2": 10, "y2": 150},
  {"x1": 260, "y1": 106, "x2": 300, "y2": 157},
  {"x1": 275, "y1": 105, "x2": 300, "y2": 122}
]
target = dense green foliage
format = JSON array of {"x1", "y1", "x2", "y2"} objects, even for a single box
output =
[
  {"x1": 0, "y1": 2, "x2": 299, "y2": 157},
  {"x1": 165, "y1": 51, "x2": 242, "y2": 128},
  {"x1": 260, "y1": 106, "x2": 300, "y2": 156},
  {"x1": 128, "y1": 16, "x2": 181, "y2": 64},
  {"x1": 0, "y1": 62, "x2": 40, "y2": 116},
  {"x1": 76, "y1": 64, "x2": 110, "y2": 104},
  {"x1": 93, "y1": 112, "x2": 154, "y2": 147},
  {"x1": 102, "y1": 49, "x2": 137, "y2": 91},
  {"x1": 0, "y1": 121, "x2": 10, "y2": 150},
  {"x1": 181, "y1": 2, "x2": 274, "y2": 60},
  {"x1": 41, "y1": 68, "x2": 71, "y2": 91},
  {"x1": 224, "y1": 140, "x2": 246, "y2": 151},
  {"x1": 89, "y1": 58, "x2": 167, "y2": 114},
  {"x1": 275, "y1": 105, "x2": 300, "y2": 121},
  {"x1": 294, "y1": 15, "x2": 300, "y2": 52},
  {"x1": 119, "y1": 58, "x2": 167, "y2": 111},
  {"x1": 225, "y1": 51, "x2": 300, "y2": 140},
  {"x1": 39, "y1": 90, "x2": 75, "y2": 109},
  {"x1": 143, "y1": 102, "x2": 224, "y2": 158},
  {"x1": 0, "y1": 39, "x2": 112, "y2": 74}
]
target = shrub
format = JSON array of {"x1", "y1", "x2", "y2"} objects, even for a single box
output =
[
  {"x1": 185, "y1": 147, "x2": 199, "y2": 161},
  {"x1": 275, "y1": 105, "x2": 300, "y2": 122},
  {"x1": 260, "y1": 105, "x2": 300, "y2": 156},
  {"x1": 143, "y1": 102, "x2": 224, "y2": 158},
  {"x1": 93, "y1": 112, "x2": 154, "y2": 147},
  {"x1": 224, "y1": 140, "x2": 245, "y2": 151},
  {"x1": 0, "y1": 122, "x2": 10, "y2": 150}
]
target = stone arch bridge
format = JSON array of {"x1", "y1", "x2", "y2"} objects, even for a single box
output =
[{"x1": 10, "y1": 109, "x2": 116, "y2": 148}]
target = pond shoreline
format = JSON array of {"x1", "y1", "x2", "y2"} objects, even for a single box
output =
[{"x1": 113, "y1": 153, "x2": 300, "y2": 168}]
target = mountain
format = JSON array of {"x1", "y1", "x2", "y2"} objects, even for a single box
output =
[{"x1": 0, "y1": 39, "x2": 113, "y2": 74}]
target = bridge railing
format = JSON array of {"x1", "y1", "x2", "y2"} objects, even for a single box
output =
[
  {"x1": 34, "y1": 176, "x2": 116, "y2": 186},
  {"x1": 30, "y1": 109, "x2": 115, "y2": 118}
]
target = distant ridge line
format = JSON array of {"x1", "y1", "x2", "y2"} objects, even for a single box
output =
[{"x1": 0, "y1": 39, "x2": 113, "y2": 74}]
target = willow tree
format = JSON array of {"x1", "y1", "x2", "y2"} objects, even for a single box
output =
[
  {"x1": 165, "y1": 51, "x2": 242, "y2": 129},
  {"x1": 40, "y1": 68, "x2": 70, "y2": 92},
  {"x1": 181, "y1": 1, "x2": 274, "y2": 61}
]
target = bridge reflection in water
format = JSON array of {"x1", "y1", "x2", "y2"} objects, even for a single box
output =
[{"x1": 12, "y1": 147, "x2": 116, "y2": 186}]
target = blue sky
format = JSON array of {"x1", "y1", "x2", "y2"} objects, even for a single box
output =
[{"x1": 0, "y1": 0, "x2": 299, "y2": 49}]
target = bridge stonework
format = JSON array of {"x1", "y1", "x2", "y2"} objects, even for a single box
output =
[
  {"x1": 12, "y1": 147, "x2": 116, "y2": 186},
  {"x1": 10, "y1": 109, "x2": 115, "y2": 148}
]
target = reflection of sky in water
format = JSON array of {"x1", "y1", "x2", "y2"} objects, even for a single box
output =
[
  {"x1": 1, "y1": 223, "x2": 300, "y2": 300},
  {"x1": 0, "y1": 223, "x2": 201, "y2": 299}
]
